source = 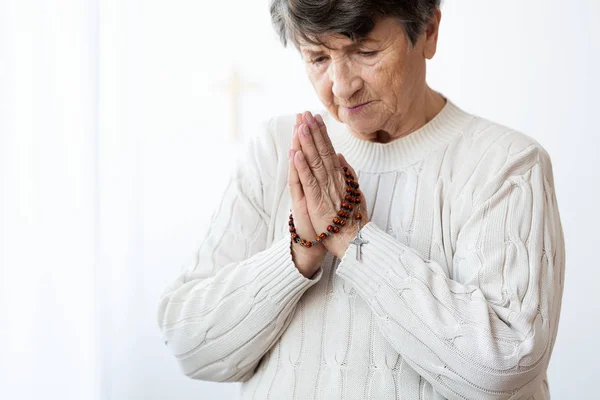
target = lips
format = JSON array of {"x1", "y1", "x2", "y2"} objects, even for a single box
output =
[{"x1": 345, "y1": 101, "x2": 371, "y2": 110}]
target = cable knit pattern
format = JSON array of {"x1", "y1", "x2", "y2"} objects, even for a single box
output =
[{"x1": 157, "y1": 98, "x2": 565, "y2": 400}]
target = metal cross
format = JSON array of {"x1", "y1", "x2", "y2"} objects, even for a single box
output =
[{"x1": 349, "y1": 218, "x2": 368, "y2": 261}]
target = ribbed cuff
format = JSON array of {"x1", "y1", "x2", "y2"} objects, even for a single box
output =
[
  {"x1": 250, "y1": 234, "x2": 323, "y2": 306},
  {"x1": 335, "y1": 221, "x2": 409, "y2": 302}
]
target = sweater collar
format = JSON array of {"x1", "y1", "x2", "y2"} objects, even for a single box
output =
[{"x1": 322, "y1": 96, "x2": 474, "y2": 173}]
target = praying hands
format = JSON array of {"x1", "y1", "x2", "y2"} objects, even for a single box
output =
[{"x1": 287, "y1": 111, "x2": 370, "y2": 276}]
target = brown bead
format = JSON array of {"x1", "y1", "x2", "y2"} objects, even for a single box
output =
[
  {"x1": 332, "y1": 226, "x2": 340, "y2": 233},
  {"x1": 319, "y1": 233, "x2": 327, "y2": 239},
  {"x1": 355, "y1": 213, "x2": 362, "y2": 220},
  {"x1": 316, "y1": 236, "x2": 322, "y2": 242},
  {"x1": 289, "y1": 213, "x2": 293, "y2": 219},
  {"x1": 337, "y1": 210, "x2": 346, "y2": 217},
  {"x1": 327, "y1": 225, "x2": 334, "y2": 232},
  {"x1": 333, "y1": 217, "x2": 340, "y2": 224},
  {"x1": 342, "y1": 166, "x2": 348, "y2": 171},
  {"x1": 291, "y1": 233, "x2": 298, "y2": 240},
  {"x1": 346, "y1": 187, "x2": 353, "y2": 193},
  {"x1": 355, "y1": 189, "x2": 361, "y2": 196},
  {"x1": 289, "y1": 226, "x2": 296, "y2": 232},
  {"x1": 338, "y1": 219, "x2": 346, "y2": 226},
  {"x1": 346, "y1": 204, "x2": 353, "y2": 211},
  {"x1": 305, "y1": 241, "x2": 313, "y2": 248},
  {"x1": 289, "y1": 220, "x2": 294, "y2": 226},
  {"x1": 345, "y1": 194, "x2": 353, "y2": 201},
  {"x1": 341, "y1": 201, "x2": 349, "y2": 208}
]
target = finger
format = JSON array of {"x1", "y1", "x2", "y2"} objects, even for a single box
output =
[
  {"x1": 292, "y1": 116, "x2": 302, "y2": 152},
  {"x1": 288, "y1": 149, "x2": 305, "y2": 207},
  {"x1": 303, "y1": 111, "x2": 337, "y2": 175},
  {"x1": 298, "y1": 122, "x2": 330, "y2": 186},
  {"x1": 315, "y1": 114, "x2": 341, "y2": 170},
  {"x1": 294, "y1": 150, "x2": 321, "y2": 207}
]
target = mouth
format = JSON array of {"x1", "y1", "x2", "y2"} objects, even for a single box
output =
[{"x1": 343, "y1": 101, "x2": 372, "y2": 114}]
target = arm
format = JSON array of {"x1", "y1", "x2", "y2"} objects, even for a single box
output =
[
  {"x1": 335, "y1": 145, "x2": 565, "y2": 400},
  {"x1": 156, "y1": 118, "x2": 323, "y2": 383}
]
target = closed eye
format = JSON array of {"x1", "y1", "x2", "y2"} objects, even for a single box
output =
[{"x1": 358, "y1": 51, "x2": 378, "y2": 57}]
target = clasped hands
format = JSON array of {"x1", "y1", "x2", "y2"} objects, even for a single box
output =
[{"x1": 288, "y1": 111, "x2": 370, "y2": 262}]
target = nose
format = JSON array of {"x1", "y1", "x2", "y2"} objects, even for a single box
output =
[{"x1": 329, "y1": 59, "x2": 362, "y2": 100}]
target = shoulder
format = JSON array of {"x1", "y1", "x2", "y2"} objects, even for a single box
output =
[{"x1": 458, "y1": 111, "x2": 554, "y2": 180}]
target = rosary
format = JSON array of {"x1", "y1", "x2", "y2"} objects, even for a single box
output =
[{"x1": 288, "y1": 166, "x2": 368, "y2": 261}]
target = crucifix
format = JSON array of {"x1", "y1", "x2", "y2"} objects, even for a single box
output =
[
  {"x1": 349, "y1": 209, "x2": 368, "y2": 261},
  {"x1": 214, "y1": 66, "x2": 262, "y2": 140}
]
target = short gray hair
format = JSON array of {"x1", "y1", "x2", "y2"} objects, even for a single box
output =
[{"x1": 270, "y1": 0, "x2": 442, "y2": 49}]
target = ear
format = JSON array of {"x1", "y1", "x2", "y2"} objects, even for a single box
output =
[{"x1": 423, "y1": 8, "x2": 442, "y2": 59}]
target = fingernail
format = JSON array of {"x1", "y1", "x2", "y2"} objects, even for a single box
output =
[
  {"x1": 302, "y1": 125, "x2": 311, "y2": 138},
  {"x1": 297, "y1": 151, "x2": 305, "y2": 163},
  {"x1": 305, "y1": 113, "x2": 314, "y2": 124},
  {"x1": 315, "y1": 114, "x2": 324, "y2": 126}
]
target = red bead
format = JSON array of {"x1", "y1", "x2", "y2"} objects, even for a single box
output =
[
  {"x1": 305, "y1": 241, "x2": 313, "y2": 248},
  {"x1": 345, "y1": 194, "x2": 353, "y2": 201},
  {"x1": 327, "y1": 225, "x2": 334, "y2": 232},
  {"x1": 332, "y1": 226, "x2": 340, "y2": 233},
  {"x1": 291, "y1": 233, "x2": 298, "y2": 240},
  {"x1": 355, "y1": 213, "x2": 362, "y2": 220},
  {"x1": 319, "y1": 233, "x2": 327, "y2": 239},
  {"x1": 338, "y1": 219, "x2": 346, "y2": 226}
]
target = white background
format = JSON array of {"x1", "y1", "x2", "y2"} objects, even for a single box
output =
[{"x1": 0, "y1": 0, "x2": 597, "y2": 399}]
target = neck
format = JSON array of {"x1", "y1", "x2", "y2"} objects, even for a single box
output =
[{"x1": 369, "y1": 87, "x2": 447, "y2": 144}]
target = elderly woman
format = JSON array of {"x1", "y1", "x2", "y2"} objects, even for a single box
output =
[{"x1": 157, "y1": 1, "x2": 565, "y2": 399}]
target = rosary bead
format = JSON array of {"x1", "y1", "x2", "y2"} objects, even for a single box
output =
[
  {"x1": 327, "y1": 225, "x2": 334, "y2": 232},
  {"x1": 332, "y1": 226, "x2": 340, "y2": 233},
  {"x1": 355, "y1": 213, "x2": 362, "y2": 220},
  {"x1": 305, "y1": 241, "x2": 313, "y2": 248},
  {"x1": 291, "y1": 233, "x2": 298, "y2": 240},
  {"x1": 345, "y1": 194, "x2": 353, "y2": 202},
  {"x1": 337, "y1": 210, "x2": 346, "y2": 217},
  {"x1": 289, "y1": 226, "x2": 296, "y2": 233},
  {"x1": 319, "y1": 233, "x2": 327, "y2": 240},
  {"x1": 345, "y1": 187, "x2": 353, "y2": 193}
]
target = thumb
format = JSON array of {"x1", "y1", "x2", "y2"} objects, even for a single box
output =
[{"x1": 337, "y1": 153, "x2": 357, "y2": 179}]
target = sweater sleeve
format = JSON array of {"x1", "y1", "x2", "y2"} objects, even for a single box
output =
[
  {"x1": 335, "y1": 145, "x2": 565, "y2": 400},
  {"x1": 156, "y1": 117, "x2": 323, "y2": 383}
]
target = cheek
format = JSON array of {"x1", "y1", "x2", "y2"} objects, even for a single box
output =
[{"x1": 308, "y1": 71, "x2": 333, "y2": 103}]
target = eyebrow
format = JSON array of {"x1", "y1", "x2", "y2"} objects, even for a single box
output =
[{"x1": 301, "y1": 38, "x2": 376, "y2": 57}]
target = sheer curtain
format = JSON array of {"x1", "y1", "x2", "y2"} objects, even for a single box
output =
[{"x1": 0, "y1": 1, "x2": 100, "y2": 399}]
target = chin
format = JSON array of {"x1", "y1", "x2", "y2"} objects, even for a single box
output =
[{"x1": 344, "y1": 119, "x2": 380, "y2": 137}]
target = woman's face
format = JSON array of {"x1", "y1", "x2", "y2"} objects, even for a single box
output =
[{"x1": 299, "y1": 14, "x2": 440, "y2": 140}]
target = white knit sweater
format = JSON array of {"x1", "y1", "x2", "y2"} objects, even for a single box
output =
[{"x1": 157, "y1": 98, "x2": 565, "y2": 400}]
